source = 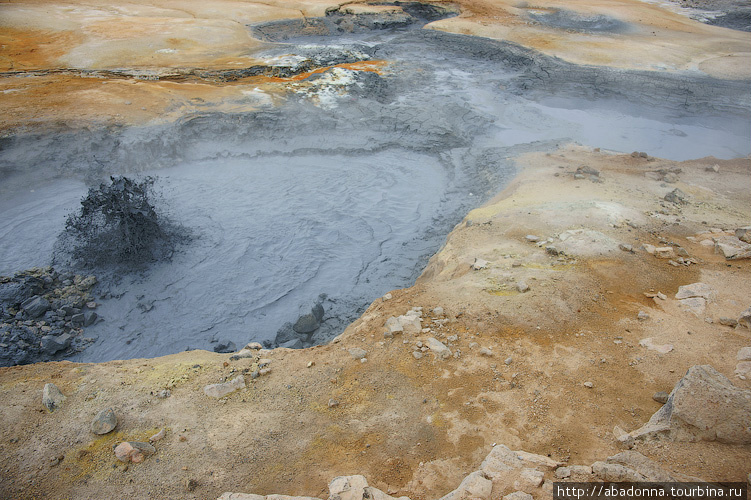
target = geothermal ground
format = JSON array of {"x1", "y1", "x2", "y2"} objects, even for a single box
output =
[{"x1": 0, "y1": 0, "x2": 750, "y2": 498}]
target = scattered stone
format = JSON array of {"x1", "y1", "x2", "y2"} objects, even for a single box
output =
[
  {"x1": 349, "y1": 347, "x2": 367, "y2": 360},
  {"x1": 412, "y1": 351, "x2": 423, "y2": 360},
  {"x1": 433, "y1": 306, "x2": 444, "y2": 316},
  {"x1": 525, "y1": 235, "x2": 540, "y2": 243},
  {"x1": 583, "y1": 381, "x2": 594, "y2": 388},
  {"x1": 652, "y1": 391, "x2": 669, "y2": 404},
  {"x1": 719, "y1": 317, "x2": 738, "y2": 327},
  {"x1": 664, "y1": 188, "x2": 687, "y2": 204},
  {"x1": 42, "y1": 383, "x2": 65, "y2": 412},
  {"x1": 545, "y1": 245, "x2": 559, "y2": 256},
  {"x1": 473, "y1": 258, "x2": 488, "y2": 270},
  {"x1": 706, "y1": 164, "x2": 720, "y2": 173},
  {"x1": 91, "y1": 408, "x2": 117, "y2": 435},
  {"x1": 114, "y1": 441, "x2": 156, "y2": 463},
  {"x1": 426, "y1": 337, "x2": 452, "y2": 360},
  {"x1": 328, "y1": 399, "x2": 339, "y2": 408},
  {"x1": 149, "y1": 428, "x2": 166, "y2": 442},
  {"x1": 654, "y1": 247, "x2": 676, "y2": 259},
  {"x1": 737, "y1": 347, "x2": 751, "y2": 361},
  {"x1": 156, "y1": 389, "x2": 171, "y2": 399},
  {"x1": 642, "y1": 243, "x2": 656, "y2": 254},
  {"x1": 516, "y1": 281, "x2": 530, "y2": 293},
  {"x1": 479, "y1": 347, "x2": 493, "y2": 357},
  {"x1": 382, "y1": 293, "x2": 392, "y2": 301},
  {"x1": 399, "y1": 315, "x2": 422, "y2": 334},
  {"x1": 631, "y1": 365, "x2": 751, "y2": 444},
  {"x1": 639, "y1": 338, "x2": 673, "y2": 354},
  {"x1": 203, "y1": 376, "x2": 245, "y2": 398},
  {"x1": 504, "y1": 356, "x2": 513, "y2": 365},
  {"x1": 575, "y1": 165, "x2": 600, "y2": 182},
  {"x1": 637, "y1": 311, "x2": 649, "y2": 321},
  {"x1": 619, "y1": 243, "x2": 633, "y2": 252},
  {"x1": 246, "y1": 342, "x2": 262, "y2": 350},
  {"x1": 230, "y1": 348, "x2": 256, "y2": 360}
]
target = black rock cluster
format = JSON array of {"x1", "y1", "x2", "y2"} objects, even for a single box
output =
[{"x1": 0, "y1": 267, "x2": 100, "y2": 367}]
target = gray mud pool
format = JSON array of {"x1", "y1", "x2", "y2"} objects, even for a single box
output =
[{"x1": 1, "y1": 16, "x2": 749, "y2": 364}]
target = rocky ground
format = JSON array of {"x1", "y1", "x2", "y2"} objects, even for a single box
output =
[
  {"x1": 0, "y1": 268, "x2": 100, "y2": 366},
  {"x1": 1, "y1": 145, "x2": 749, "y2": 499},
  {"x1": 1, "y1": 0, "x2": 750, "y2": 498}
]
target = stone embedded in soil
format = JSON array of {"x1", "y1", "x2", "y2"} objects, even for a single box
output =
[
  {"x1": 654, "y1": 247, "x2": 676, "y2": 259},
  {"x1": 720, "y1": 317, "x2": 738, "y2": 327},
  {"x1": 42, "y1": 383, "x2": 65, "y2": 413},
  {"x1": 504, "y1": 492, "x2": 533, "y2": 500},
  {"x1": 676, "y1": 282, "x2": 714, "y2": 299},
  {"x1": 738, "y1": 347, "x2": 751, "y2": 361},
  {"x1": 515, "y1": 468, "x2": 544, "y2": 489},
  {"x1": 149, "y1": 428, "x2": 165, "y2": 442},
  {"x1": 442, "y1": 470, "x2": 492, "y2": 499},
  {"x1": 348, "y1": 347, "x2": 367, "y2": 360},
  {"x1": 639, "y1": 338, "x2": 673, "y2": 354},
  {"x1": 679, "y1": 297, "x2": 706, "y2": 315},
  {"x1": 91, "y1": 408, "x2": 117, "y2": 435},
  {"x1": 740, "y1": 307, "x2": 751, "y2": 328},
  {"x1": 664, "y1": 188, "x2": 687, "y2": 204},
  {"x1": 714, "y1": 236, "x2": 751, "y2": 260},
  {"x1": 203, "y1": 375, "x2": 245, "y2": 398},
  {"x1": 472, "y1": 258, "x2": 488, "y2": 270},
  {"x1": 632, "y1": 365, "x2": 751, "y2": 444},
  {"x1": 114, "y1": 441, "x2": 156, "y2": 463},
  {"x1": 652, "y1": 391, "x2": 669, "y2": 404}
]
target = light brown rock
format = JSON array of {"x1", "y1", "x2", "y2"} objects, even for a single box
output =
[{"x1": 631, "y1": 365, "x2": 751, "y2": 444}]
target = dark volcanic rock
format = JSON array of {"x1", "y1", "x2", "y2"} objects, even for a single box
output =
[
  {"x1": 213, "y1": 340, "x2": 236, "y2": 353},
  {"x1": 20, "y1": 295, "x2": 50, "y2": 318},
  {"x1": 293, "y1": 313, "x2": 319, "y2": 334},
  {"x1": 41, "y1": 333, "x2": 73, "y2": 355}
]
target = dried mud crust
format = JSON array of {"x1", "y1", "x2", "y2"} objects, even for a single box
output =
[{"x1": 1, "y1": 145, "x2": 749, "y2": 499}]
